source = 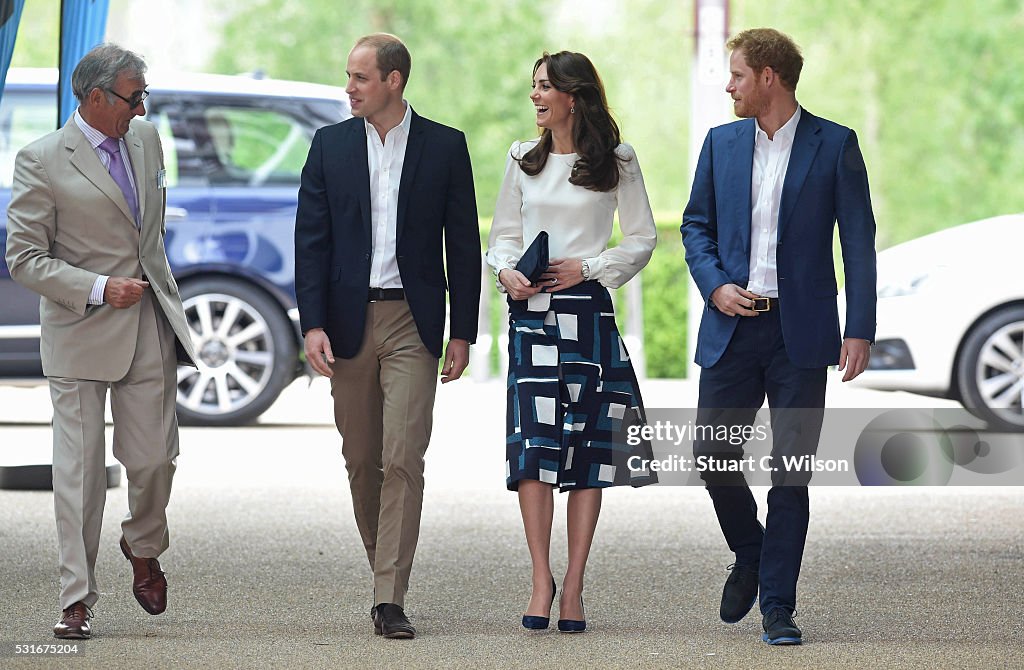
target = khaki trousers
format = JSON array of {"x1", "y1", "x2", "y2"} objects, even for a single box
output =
[
  {"x1": 49, "y1": 289, "x2": 180, "y2": 609},
  {"x1": 330, "y1": 300, "x2": 439, "y2": 608}
]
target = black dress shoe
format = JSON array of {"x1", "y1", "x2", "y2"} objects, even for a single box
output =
[
  {"x1": 720, "y1": 562, "x2": 759, "y2": 623},
  {"x1": 762, "y1": 608, "x2": 802, "y2": 645},
  {"x1": 373, "y1": 603, "x2": 416, "y2": 639}
]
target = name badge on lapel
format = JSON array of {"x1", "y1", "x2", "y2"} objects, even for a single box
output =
[{"x1": 157, "y1": 169, "x2": 167, "y2": 189}]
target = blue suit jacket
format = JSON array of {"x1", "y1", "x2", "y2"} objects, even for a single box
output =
[
  {"x1": 682, "y1": 110, "x2": 876, "y2": 369},
  {"x1": 294, "y1": 111, "x2": 481, "y2": 359}
]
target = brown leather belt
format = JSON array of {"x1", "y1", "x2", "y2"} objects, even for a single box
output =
[{"x1": 368, "y1": 288, "x2": 405, "y2": 302}]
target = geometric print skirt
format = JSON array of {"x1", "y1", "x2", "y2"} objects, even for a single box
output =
[{"x1": 505, "y1": 281, "x2": 658, "y2": 492}]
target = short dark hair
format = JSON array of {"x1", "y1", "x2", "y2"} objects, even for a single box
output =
[
  {"x1": 71, "y1": 43, "x2": 147, "y2": 104},
  {"x1": 354, "y1": 33, "x2": 411, "y2": 89},
  {"x1": 727, "y1": 28, "x2": 803, "y2": 92}
]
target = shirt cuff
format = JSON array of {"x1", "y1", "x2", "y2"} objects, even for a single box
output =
[{"x1": 88, "y1": 275, "x2": 109, "y2": 305}]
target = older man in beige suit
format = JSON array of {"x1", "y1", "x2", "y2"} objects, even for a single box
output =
[{"x1": 5, "y1": 44, "x2": 196, "y2": 640}]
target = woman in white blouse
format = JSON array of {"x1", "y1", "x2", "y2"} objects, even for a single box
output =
[{"x1": 486, "y1": 51, "x2": 657, "y2": 633}]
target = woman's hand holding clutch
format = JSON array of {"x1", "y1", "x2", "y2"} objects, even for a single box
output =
[{"x1": 499, "y1": 268, "x2": 546, "y2": 301}]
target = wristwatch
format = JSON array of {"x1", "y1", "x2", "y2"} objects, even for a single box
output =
[{"x1": 581, "y1": 259, "x2": 591, "y2": 281}]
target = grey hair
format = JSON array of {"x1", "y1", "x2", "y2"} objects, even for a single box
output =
[{"x1": 71, "y1": 43, "x2": 147, "y2": 104}]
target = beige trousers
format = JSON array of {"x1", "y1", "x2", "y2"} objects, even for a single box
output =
[
  {"x1": 49, "y1": 289, "x2": 180, "y2": 609},
  {"x1": 330, "y1": 300, "x2": 439, "y2": 608}
]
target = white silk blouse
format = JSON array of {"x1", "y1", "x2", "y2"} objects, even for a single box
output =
[{"x1": 486, "y1": 140, "x2": 657, "y2": 289}]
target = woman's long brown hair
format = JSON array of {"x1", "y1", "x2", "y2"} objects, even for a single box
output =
[{"x1": 517, "y1": 51, "x2": 627, "y2": 192}]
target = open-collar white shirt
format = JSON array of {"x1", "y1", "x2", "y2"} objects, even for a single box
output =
[
  {"x1": 365, "y1": 101, "x2": 412, "y2": 289},
  {"x1": 746, "y1": 104, "x2": 801, "y2": 298}
]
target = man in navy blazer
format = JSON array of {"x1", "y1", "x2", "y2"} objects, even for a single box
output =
[
  {"x1": 682, "y1": 29, "x2": 876, "y2": 645},
  {"x1": 294, "y1": 33, "x2": 480, "y2": 639}
]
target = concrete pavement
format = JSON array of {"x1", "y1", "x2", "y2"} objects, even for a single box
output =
[{"x1": 1, "y1": 378, "x2": 1022, "y2": 669}]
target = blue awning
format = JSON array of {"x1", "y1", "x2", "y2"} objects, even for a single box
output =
[
  {"x1": 0, "y1": 0, "x2": 27, "y2": 103},
  {"x1": 59, "y1": 0, "x2": 110, "y2": 125}
]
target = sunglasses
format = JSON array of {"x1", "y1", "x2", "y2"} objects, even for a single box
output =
[{"x1": 106, "y1": 87, "x2": 150, "y2": 108}]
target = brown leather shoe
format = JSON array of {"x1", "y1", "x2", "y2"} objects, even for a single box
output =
[
  {"x1": 119, "y1": 536, "x2": 167, "y2": 615},
  {"x1": 54, "y1": 602, "x2": 92, "y2": 639}
]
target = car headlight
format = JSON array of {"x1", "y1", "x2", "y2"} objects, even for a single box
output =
[{"x1": 877, "y1": 271, "x2": 930, "y2": 298}]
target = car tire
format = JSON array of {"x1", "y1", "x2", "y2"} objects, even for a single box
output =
[
  {"x1": 956, "y1": 304, "x2": 1024, "y2": 432},
  {"x1": 176, "y1": 278, "x2": 297, "y2": 426}
]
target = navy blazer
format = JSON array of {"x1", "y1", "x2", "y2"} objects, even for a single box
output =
[
  {"x1": 294, "y1": 111, "x2": 481, "y2": 359},
  {"x1": 682, "y1": 109, "x2": 876, "y2": 369}
]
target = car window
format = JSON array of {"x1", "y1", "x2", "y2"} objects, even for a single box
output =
[
  {"x1": 0, "y1": 91, "x2": 57, "y2": 188},
  {"x1": 149, "y1": 109, "x2": 181, "y2": 188},
  {"x1": 146, "y1": 96, "x2": 212, "y2": 188},
  {"x1": 201, "y1": 105, "x2": 310, "y2": 186}
]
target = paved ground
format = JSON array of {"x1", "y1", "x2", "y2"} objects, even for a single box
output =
[{"x1": 1, "y1": 378, "x2": 1022, "y2": 669}]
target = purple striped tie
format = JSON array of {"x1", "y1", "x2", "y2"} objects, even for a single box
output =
[{"x1": 98, "y1": 137, "x2": 139, "y2": 225}]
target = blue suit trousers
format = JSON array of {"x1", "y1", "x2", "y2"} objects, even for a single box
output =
[{"x1": 694, "y1": 305, "x2": 827, "y2": 614}]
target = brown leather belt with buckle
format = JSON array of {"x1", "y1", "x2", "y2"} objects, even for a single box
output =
[
  {"x1": 751, "y1": 297, "x2": 778, "y2": 312},
  {"x1": 368, "y1": 288, "x2": 405, "y2": 302}
]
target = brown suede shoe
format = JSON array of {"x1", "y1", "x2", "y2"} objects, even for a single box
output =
[
  {"x1": 54, "y1": 602, "x2": 92, "y2": 639},
  {"x1": 119, "y1": 536, "x2": 167, "y2": 615}
]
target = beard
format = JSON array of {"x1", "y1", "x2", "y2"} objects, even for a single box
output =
[{"x1": 734, "y1": 88, "x2": 767, "y2": 118}]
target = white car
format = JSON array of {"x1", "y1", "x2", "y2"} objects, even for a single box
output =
[{"x1": 848, "y1": 214, "x2": 1024, "y2": 432}]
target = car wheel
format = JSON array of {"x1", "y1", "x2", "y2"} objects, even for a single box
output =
[
  {"x1": 176, "y1": 278, "x2": 297, "y2": 426},
  {"x1": 956, "y1": 305, "x2": 1024, "y2": 432}
]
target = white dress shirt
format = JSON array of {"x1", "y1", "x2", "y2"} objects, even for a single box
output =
[
  {"x1": 487, "y1": 140, "x2": 657, "y2": 289},
  {"x1": 366, "y1": 102, "x2": 412, "y2": 289},
  {"x1": 74, "y1": 110, "x2": 141, "y2": 305},
  {"x1": 747, "y1": 105, "x2": 801, "y2": 298}
]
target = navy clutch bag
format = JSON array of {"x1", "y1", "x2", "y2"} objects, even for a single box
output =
[{"x1": 514, "y1": 231, "x2": 549, "y2": 285}]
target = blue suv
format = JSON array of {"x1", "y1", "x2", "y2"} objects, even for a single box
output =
[{"x1": 0, "y1": 68, "x2": 350, "y2": 425}]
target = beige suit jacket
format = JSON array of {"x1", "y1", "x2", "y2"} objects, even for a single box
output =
[{"x1": 4, "y1": 117, "x2": 197, "y2": 381}]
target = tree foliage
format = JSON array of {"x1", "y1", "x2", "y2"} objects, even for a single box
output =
[
  {"x1": 209, "y1": 0, "x2": 548, "y2": 214},
  {"x1": 11, "y1": 0, "x2": 1024, "y2": 245},
  {"x1": 9, "y1": 2, "x2": 60, "y2": 67},
  {"x1": 733, "y1": 0, "x2": 1024, "y2": 247},
  {"x1": 537, "y1": 0, "x2": 693, "y2": 216},
  {"x1": 209, "y1": 0, "x2": 1024, "y2": 378}
]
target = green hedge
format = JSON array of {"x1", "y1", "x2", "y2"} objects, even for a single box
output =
[
  {"x1": 641, "y1": 224, "x2": 688, "y2": 378},
  {"x1": 478, "y1": 219, "x2": 689, "y2": 378}
]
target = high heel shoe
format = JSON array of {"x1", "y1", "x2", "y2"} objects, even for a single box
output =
[
  {"x1": 522, "y1": 578, "x2": 557, "y2": 630},
  {"x1": 557, "y1": 595, "x2": 586, "y2": 633}
]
